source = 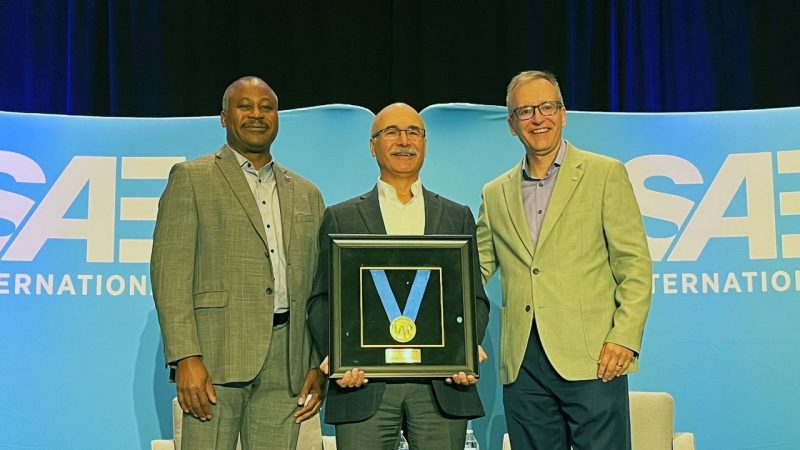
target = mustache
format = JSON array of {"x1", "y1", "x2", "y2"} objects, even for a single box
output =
[
  {"x1": 390, "y1": 143, "x2": 419, "y2": 155},
  {"x1": 390, "y1": 148, "x2": 418, "y2": 156},
  {"x1": 242, "y1": 121, "x2": 269, "y2": 128}
]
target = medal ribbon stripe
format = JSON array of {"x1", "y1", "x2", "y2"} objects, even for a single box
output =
[{"x1": 369, "y1": 269, "x2": 431, "y2": 323}]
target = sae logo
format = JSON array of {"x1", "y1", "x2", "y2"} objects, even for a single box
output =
[
  {"x1": 0, "y1": 150, "x2": 186, "y2": 298},
  {"x1": 627, "y1": 150, "x2": 800, "y2": 262},
  {"x1": 625, "y1": 150, "x2": 800, "y2": 296},
  {"x1": 0, "y1": 150, "x2": 183, "y2": 264}
]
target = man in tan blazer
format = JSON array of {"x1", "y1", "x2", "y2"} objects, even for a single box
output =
[
  {"x1": 151, "y1": 76, "x2": 325, "y2": 450},
  {"x1": 477, "y1": 71, "x2": 652, "y2": 449}
]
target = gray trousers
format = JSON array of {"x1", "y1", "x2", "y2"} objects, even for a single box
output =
[
  {"x1": 334, "y1": 382, "x2": 467, "y2": 450},
  {"x1": 181, "y1": 323, "x2": 300, "y2": 450}
]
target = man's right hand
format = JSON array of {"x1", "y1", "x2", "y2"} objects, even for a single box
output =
[
  {"x1": 320, "y1": 356, "x2": 368, "y2": 388},
  {"x1": 176, "y1": 356, "x2": 217, "y2": 421}
]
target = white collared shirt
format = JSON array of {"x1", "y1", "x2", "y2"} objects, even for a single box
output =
[{"x1": 377, "y1": 178, "x2": 425, "y2": 235}]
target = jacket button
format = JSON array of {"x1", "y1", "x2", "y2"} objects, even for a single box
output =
[
  {"x1": 532, "y1": 268, "x2": 540, "y2": 274},
  {"x1": 266, "y1": 288, "x2": 273, "y2": 295},
  {"x1": 525, "y1": 305, "x2": 531, "y2": 312}
]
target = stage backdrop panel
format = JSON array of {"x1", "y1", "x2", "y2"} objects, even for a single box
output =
[{"x1": 1, "y1": 105, "x2": 799, "y2": 449}]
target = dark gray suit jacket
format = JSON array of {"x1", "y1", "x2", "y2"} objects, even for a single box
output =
[{"x1": 307, "y1": 186, "x2": 490, "y2": 424}]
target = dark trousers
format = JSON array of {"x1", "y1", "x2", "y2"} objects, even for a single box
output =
[
  {"x1": 503, "y1": 320, "x2": 631, "y2": 450},
  {"x1": 335, "y1": 383, "x2": 467, "y2": 450}
]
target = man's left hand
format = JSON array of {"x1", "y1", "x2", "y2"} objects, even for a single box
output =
[
  {"x1": 446, "y1": 345, "x2": 488, "y2": 385},
  {"x1": 597, "y1": 342, "x2": 634, "y2": 382},
  {"x1": 293, "y1": 368, "x2": 325, "y2": 423}
]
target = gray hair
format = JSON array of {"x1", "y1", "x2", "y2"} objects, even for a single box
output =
[{"x1": 506, "y1": 71, "x2": 564, "y2": 113}]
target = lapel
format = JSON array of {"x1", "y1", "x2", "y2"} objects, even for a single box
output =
[
  {"x1": 535, "y1": 144, "x2": 584, "y2": 254},
  {"x1": 274, "y1": 162, "x2": 295, "y2": 253},
  {"x1": 422, "y1": 188, "x2": 442, "y2": 234},
  {"x1": 214, "y1": 145, "x2": 268, "y2": 249},
  {"x1": 501, "y1": 164, "x2": 536, "y2": 259},
  {"x1": 356, "y1": 186, "x2": 387, "y2": 234}
]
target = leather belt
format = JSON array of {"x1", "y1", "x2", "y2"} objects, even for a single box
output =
[{"x1": 273, "y1": 311, "x2": 290, "y2": 327}]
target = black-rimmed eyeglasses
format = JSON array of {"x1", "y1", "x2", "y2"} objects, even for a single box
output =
[{"x1": 510, "y1": 101, "x2": 563, "y2": 121}]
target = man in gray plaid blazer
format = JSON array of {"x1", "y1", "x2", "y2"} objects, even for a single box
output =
[{"x1": 151, "y1": 76, "x2": 325, "y2": 450}]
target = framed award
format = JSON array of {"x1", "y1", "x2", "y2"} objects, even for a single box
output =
[{"x1": 328, "y1": 234, "x2": 479, "y2": 378}]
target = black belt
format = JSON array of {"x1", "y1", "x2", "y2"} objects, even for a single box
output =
[{"x1": 273, "y1": 311, "x2": 290, "y2": 327}]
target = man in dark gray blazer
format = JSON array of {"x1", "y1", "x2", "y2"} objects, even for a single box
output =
[
  {"x1": 306, "y1": 103, "x2": 490, "y2": 450},
  {"x1": 151, "y1": 76, "x2": 325, "y2": 450}
]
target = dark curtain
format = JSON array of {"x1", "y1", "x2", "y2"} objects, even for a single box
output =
[{"x1": 1, "y1": 0, "x2": 798, "y2": 116}]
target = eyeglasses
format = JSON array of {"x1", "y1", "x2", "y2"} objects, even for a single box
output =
[
  {"x1": 371, "y1": 126, "x2": 426, "y2": 140},
  {"x1": 510, "y1": 101, "x2": 563, "y2": 121}
]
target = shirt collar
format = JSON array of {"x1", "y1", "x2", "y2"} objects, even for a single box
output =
[
  {"x1": 377, "y1": 178, "x2": 423, "y2": 202},
  {"x1": 522, "y1": 140, "x2": 567, "y2": 181},
  {"x1": 230, "y1": 146, "x2": 275, "y2": 173}
]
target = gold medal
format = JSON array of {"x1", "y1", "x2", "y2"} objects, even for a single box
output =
[{"x1": 389, "y1": 316, "x2": 417, "y2": 343}]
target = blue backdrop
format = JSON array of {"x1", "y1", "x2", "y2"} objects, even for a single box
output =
[{"x1": 1, "y1": 105, "x2": 799, "y2": 449}]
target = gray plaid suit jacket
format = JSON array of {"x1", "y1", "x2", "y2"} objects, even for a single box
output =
[
  {"x1": 151, "y1": 145, "x2": 324, "y2": 392},
  {"x1": 307, "y1": 186, "x2": 490, "y2": 423}
]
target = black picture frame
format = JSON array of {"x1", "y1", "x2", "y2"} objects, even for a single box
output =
[{"x1": 329, "y1": 234, "x2": 479, "y2": 378}]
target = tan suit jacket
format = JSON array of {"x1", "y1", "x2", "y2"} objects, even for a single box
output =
[
  {"x1": 151, "y1": 145, "x2": 324, "y2": 393},
  {"x1": 477, "y1": 143, "x2": 652, "y2": 383}
]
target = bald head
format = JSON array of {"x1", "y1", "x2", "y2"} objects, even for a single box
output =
[
  {"x1": 220, "y1": 76, "x2": 280, "y2": 161},
  {"x1": 222, "y1": 76, "x2": 277, "y2": 113},
  {"x1": 371, "y1": 103, "x2": 425, "y2": 137},
  {"x1": 369, "y1": 103, "x2": 427, "y2": 187}
]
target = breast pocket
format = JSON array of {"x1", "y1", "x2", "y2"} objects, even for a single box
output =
[{"x1": 292, "y1": 212, "x2": 316, "y2": 237}]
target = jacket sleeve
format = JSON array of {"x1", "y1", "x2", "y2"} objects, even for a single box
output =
[
  {"x1": 307, "y1": 190, "x2": 326, "y2": 367},
  {"x1": 602, "y1": 161, "x2": 653, "y2": 354},
  {"x1": 476, "y1": 186, "x2": 498, "y2": 286},
  {"x1": 306, "y1": 207, "x2": 338, "y2": 364},
  {"x1": 150, "y1": 163, "x2": 201, "y2": 365},
  {"x1": 463, "y1": 205, "x2": 491, "y2": 344}
]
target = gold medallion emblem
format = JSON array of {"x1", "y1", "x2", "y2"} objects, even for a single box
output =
[{"x1": 389, "y1": 316, "x2": 417, "y2": 343}]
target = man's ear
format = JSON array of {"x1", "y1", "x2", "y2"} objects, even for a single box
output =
[
  {"x1": 220, "y1": 112, "x2": 227, "y2": 128},
  {"x1": 507, "y1": 117, "x2": 517, "y2": 136}
]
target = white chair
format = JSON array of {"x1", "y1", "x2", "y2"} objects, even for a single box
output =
[
  {"x1": 151, "y1": 397, "x2": 324, "y2": 450},
  {"x1": 629, "y1": 391, "x2": 694, "y2": 450},
  {"x1": 502, "y1": 391, "x2": 695, "y2": 450}
]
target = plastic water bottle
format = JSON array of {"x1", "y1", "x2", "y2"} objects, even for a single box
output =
[
  {"x1": 397, "y1": 430, "x2": 409, "y2": 450},
  {"x1": 464, "y1": 422, "x2": 479, "y2": 449}
]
